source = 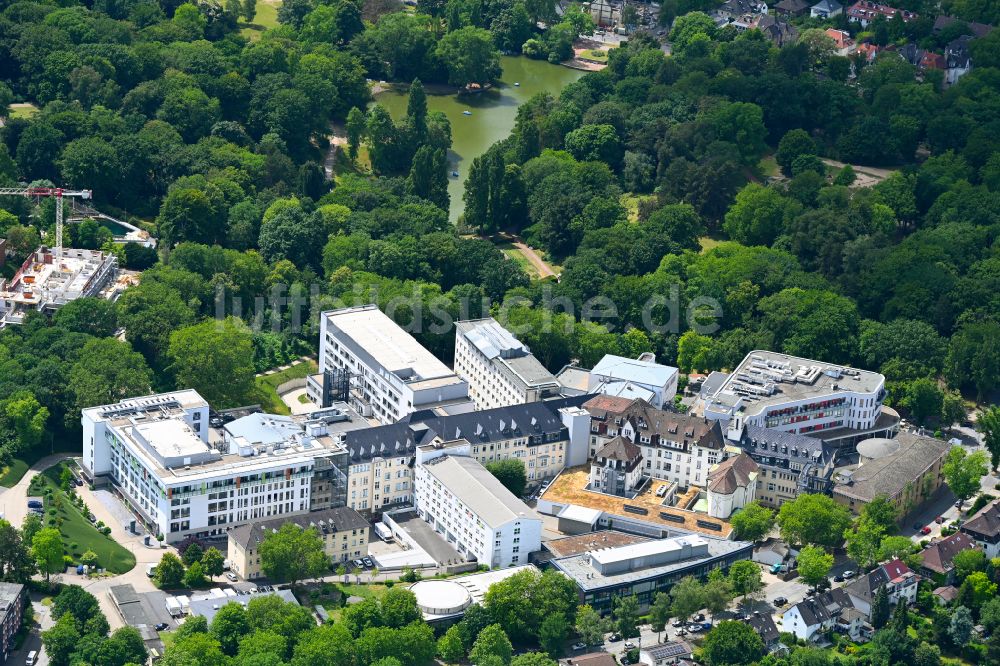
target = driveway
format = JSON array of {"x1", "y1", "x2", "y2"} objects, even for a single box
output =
[{"x1": 0, "y1": 453, "x2": 78, "y2": 528}]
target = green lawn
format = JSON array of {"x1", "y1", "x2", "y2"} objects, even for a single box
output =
[
  {"x1": 0, "y1": 438, "x2": 76, "y2": 488},
  {"x1": 239, "y1": 0, "x2": 280, "y2": 40},
  {"x1": 314, "y1": 582, "x2": 390, "y2": 620},
  {"x1": 497, "y1": 242, "x2": 541, "y2": 279},
  {"x1": 253, "y1": 360, "x2": 318, "y2": 415},
  {"x1": 698, "y1": 236, "x2": 723, "y2": 253},
  {"x1": 32, "y1": 464, "x2": 136, "y2": 574},
  {"x1": 8, "y1": 103, "x2": 38, "y2": 120},
  {"x1": 578, "y1": 48, "x2": 609, "y2": 62}
]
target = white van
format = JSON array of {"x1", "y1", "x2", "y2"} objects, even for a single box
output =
[
  {"x1": 25, "y1": 650, "x2": 37, "y2": 665},
  {"x1": 146, "y1": 563, "x2": 157, "y2": 577}
]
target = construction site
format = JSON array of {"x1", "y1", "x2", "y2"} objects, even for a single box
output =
[
  {"x1": 0, "y1": 246, "x2": 120, "y2": 326},
  {"x1": 0, "y1": 186, "x2": 147, "y2": 327}
]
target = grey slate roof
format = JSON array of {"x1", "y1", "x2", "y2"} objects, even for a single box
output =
[
  {"x1": 228, "y1": 507, "x2": 369, "y2": 552},
  {"x1": 342, "y1": 395, "x2": 593, "y2": 463},
  {"x1": 963, "y1": 498, "x2": 1000, "y2": 538}
]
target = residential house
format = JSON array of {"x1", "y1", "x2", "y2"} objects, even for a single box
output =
[
  {"x1": 835, "y1": 607, "x2": 874, "y2": 642},
  {"x1": 706, "y1": 453, "x2": 759, "y2": 519},
  {"x1": 732, "y1": 425, "x2": 837, "y2": 508},
  {"x1": 752, "y1": 14, "x2": 800, "y2": 46},
  {"x1": 919, "y1": 532, "x2": 979, "y2": 584},
  {"x1": 639, "y1": 641, "x2": 693, "y2": 666},
  {"x1": 774, "y1": 0, "x2": 810, "y2": 16},
  {"x1": 810, "y1": 0, "x2": 842, "y2": 18},
  {"x1": 855, "y1": 42, "x2": 880, "y2": 62},
  {"x1": 962, "y1": 498, "x2": 1000, "y2": 558},
  {"x1": 589, "y1": 437, "x2": 644, "y2": 497},
  {"x1": 825, "y1": 28, "x2": 855, "y2": 54},
  {"x1": 782, "y1": 588, "x2": 853, "y2": 641},
  {"x1": 227, "y1": 507, "x2": 369, "y2": 580},
  {"x1": 932, "y1": 585, "x2": 959, "y2": 605},
  {"x1": 844, "y1": 559, "x2": 919, "y2": 617},
  {"x1": 585, "y1": 396, "x2": 727, "y2": 489},
  {"x1": 745, "y1": 611, "x2": 782, "y2": 651},
  {"x1": 713, "y1": 0, "x2": 768, "y2": 30},
  {"x1": 945, "y1": 35, "x2": 974, "y2": 85},
  {"x1": 846, "y1": 1, "x2": 918, "y2": 27},
  {"x1": 933, "y1": 15, "x2": 994, "y2": 39}
]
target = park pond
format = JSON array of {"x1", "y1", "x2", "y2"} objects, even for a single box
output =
[{"x1": 374, "y1": 56, "x2": 585, "y2": 223}]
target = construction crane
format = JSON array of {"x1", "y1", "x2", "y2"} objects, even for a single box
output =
[{"x1": 0, "y1": 187, "x2": 93, "y2": 260}]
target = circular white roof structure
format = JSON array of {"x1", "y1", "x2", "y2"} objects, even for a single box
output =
[
  {"x1": 856, "y1": 437, "x2": 901, "y2": 461},
  {"x1": 409, "y1": 580, "x2": 472, "y2": 616}
]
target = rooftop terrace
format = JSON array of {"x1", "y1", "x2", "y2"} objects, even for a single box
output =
[{"x1": 540, "y1": 466, "x2": 732, "y2": 538}]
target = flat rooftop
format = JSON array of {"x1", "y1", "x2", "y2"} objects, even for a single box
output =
[
  {"x1": 591, "y1": 355, "x2": 677, "y2": 387},
  {"x1": 91, "y1": 392, "x2": 362, "y2": 484},
  {"x1": 540, "y1": 466, "x2": 732, "y2": 538},
  {"x1": 706, "y1": 351, "x2": 884, "y2": 418},
  {"x1": 0, "y1": 248, "x2": 113, "y2": 305},
  {"x1": 458, "y1": 318, "x2": 559, "y2": 390},
  {"x1": 546, "y1": 531, "x2": 649, "y2": 558},
  {"x1": 325, "y1": 305, "x2": 457, "y2": 383},
  {"x1": 553, "y1": 535, "x2": 751, "y2": 591}
]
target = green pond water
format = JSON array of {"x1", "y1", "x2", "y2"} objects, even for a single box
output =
[{"x1": 374, "y1": 56, "x2": 586, "y2": 223}]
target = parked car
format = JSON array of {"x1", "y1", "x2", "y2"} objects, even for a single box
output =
[
  {"x1": 671, "y1": 619, "x2": 684, "y2": 627},
  {"x1": 773, "y1": 596, "x2": 787, "y2": 607},
  {"x1": 26, "y1": 500, "x2": 42, "y2": 509},
  {"x1": 352, "y1": 559, "x2": 364, "y2": 569},
  {"x1": 921, "y1": 526, "x2": 932, "y2": 535},
  {"x1": 842, "y1": 570, "x2": 855, "y2": 579},
  {"x1": 936, "y1": 516, "x2": 946, "y2": 524},
  {"x1": 693, "y1": 613, "x2": 705, "y2": 622},
  {"x1": 226, "y1": 572, "x2": 238, "y2": 582},
  {"x1": 571, "y1": 643, "x2": 586, "y2": 651},
  {"x1": 26, "y1": 650, "x2": 37, "y2": 666},
  {"x1": 675, "y1": 628, "x2": 688, "y2": 636},
  {"x1": 624, "y1": 641, "x2": 636, "y2": 650},
  {"x1": 155, "y1": 623, "x2": 169, "y2": 631},
  {"x1": 362, "y1": 557, "x2": 374, "y2": 568},
  {"x1": 834, "y1": 573, "x2": 844, "y2": 582},
  {"x1": 608, "y1": 632, "x2": 622, "y2": 642}
]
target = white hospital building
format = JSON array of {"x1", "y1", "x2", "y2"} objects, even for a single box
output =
[
  {"x1": 454, "y1": 318, "x2": 561, "y2": 410},
  {"x1": 414, "y1": 450, "x2": 542, "y2": 568},
  {"x1": 703, "y1": 351, "x2": 893, "y2": 453},
  {"x1": 309, "y1": 305, "x2": 473, "y2": 424},
  {"x1": 81, "y1": 391, "x2": 318, "y2": 543}
]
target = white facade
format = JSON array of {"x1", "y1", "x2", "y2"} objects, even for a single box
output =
[
  {"x1": 704, "y1": 352, "x2": 885, "y2": 439},
  {"x1": 414, "y1": 454, "x2": 542, "y2": 568},
  {"x1": 81, "y1": 391, "x2": 315, "y2": 543},
  {"x1": 317, "y1": 305, "x2": 472, "y2": 424},
  {"x1": 588, "y1": 355, "x2": 678, "y2": 409},
  {"x1": 454, "y1": 318, "x2": 560, "y2": 410}
]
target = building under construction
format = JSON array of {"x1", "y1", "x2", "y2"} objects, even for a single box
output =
[{"x1": 0, "y1": 246, "x2": 118, "y2": 327}]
